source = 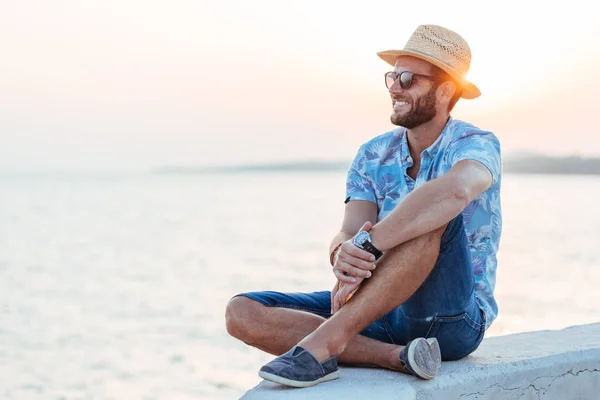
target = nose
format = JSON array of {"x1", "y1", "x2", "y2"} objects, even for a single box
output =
[{"x1": 388, "y1": 78, "x2": 405, "y2": 94}]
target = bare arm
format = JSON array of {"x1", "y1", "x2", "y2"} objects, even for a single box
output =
[
  {"x1": 370, "y1": 159, "x2": 493, "y2": 251},
  {"x1": 328, "y1": 200, "x2": 378, "y2": 283},
  {"x1": 329, "y1": 200, "x2": 378, "y2": 253},
  {"x1": 329, "y1": 200, "x2": 378, "y2": 313}
]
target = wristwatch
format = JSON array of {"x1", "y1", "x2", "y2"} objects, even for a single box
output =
[{"x1": 352, "y1": 231, "x2": 383, "y2": 260}]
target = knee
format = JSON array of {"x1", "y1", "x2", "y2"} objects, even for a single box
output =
[
  {"x1": 404, "y1": 224, "x2": 447, "y2": 251},
  {"x1": 225, "y1": 296, "x2": 264, "y2": 342}
]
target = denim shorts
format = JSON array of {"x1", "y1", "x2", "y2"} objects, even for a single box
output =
[{"x1": 237, "y1": 215, "x2": 487, "y2": 361}]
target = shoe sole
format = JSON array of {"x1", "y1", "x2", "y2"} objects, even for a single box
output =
[
  {"x1": 407, "y1": 337, "x2": 441, "y2": 380},
  {"x1": 258, "y1": 369, "x2": 340, "y2": 388}
]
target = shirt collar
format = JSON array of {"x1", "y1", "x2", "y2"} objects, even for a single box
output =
[
  {"x1": 401, "y1": 116, "x2": 454, "y2": 161},
  {"x1": 399, "y1": 128, "x2": 412, "y2": 166}
]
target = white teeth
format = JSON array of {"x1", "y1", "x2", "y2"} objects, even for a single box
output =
[{"x1": 394, "y1": 101, "x2": 408, "y2": 106}]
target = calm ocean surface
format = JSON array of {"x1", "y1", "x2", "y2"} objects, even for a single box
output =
[{"x1": 1, "y1": 171, "x2": 600, "y2": 399}]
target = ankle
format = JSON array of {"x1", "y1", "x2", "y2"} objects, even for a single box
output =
[
  {"x1": 299, "y1": 332, "x2": 348, "y2": 361},
  {"x1": 387, "y1": 347, "x2": 406, "y2": 372}
]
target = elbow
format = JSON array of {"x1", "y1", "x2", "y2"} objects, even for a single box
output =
[{"x1": 451, "y1": 179, "x2": 472, "y2": 208}]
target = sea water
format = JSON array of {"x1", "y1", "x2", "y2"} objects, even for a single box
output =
[{"x1": 1, "y1": 171, "x2": 599, "y2": 399}]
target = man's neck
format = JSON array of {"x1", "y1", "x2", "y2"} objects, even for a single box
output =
[{"x1": 405, "y1": 114, "x2": 450, "y2": 160}]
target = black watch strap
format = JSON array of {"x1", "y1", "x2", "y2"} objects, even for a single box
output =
[{"x1": 362, "y1": 241, "x2": 383, "y2": 260}]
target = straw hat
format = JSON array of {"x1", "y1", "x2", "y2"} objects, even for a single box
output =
[{"x1": 377, "y1": 25, "x2": 480, "y2": 99}]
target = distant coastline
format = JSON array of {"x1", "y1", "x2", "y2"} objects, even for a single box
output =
[
  {"x1": 153, "y1": 155, "x2": 600, "y2": 175},
  {"x1": 502, "y1": 155, "x2": 600, "y2": 175},
  {"x1": 152, "y1": 161, "x2": 351, "y2": 174}
]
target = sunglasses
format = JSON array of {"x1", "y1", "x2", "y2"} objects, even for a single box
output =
[{"x1": 384, "y1": 71, "x2": 441, "y2": 90}]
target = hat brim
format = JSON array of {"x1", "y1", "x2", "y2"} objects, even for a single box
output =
[{"x1": 377, "y1": 49, "x2": 481, "y2": 99}]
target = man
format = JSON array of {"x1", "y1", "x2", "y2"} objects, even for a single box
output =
[{"x1": 225, "y1": 24, "x2": 502, "y2": 388}]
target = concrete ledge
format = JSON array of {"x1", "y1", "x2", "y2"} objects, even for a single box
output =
[{"x1": 241, "y1": 323, "x2": 600, "y2": 399}]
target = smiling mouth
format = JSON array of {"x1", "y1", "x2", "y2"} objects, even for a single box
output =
[{"x1": 393, "y1": 100, "x2": 410, "y2": 112}]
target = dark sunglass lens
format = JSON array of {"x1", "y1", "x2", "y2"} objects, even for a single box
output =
[{"x1": 399, "y1": 72, "x2": 413, "y2": 89}]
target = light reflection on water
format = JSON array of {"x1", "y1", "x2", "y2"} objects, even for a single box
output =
[{"x1": 1, "y1": 172, "x2": 599, "y2": 399}]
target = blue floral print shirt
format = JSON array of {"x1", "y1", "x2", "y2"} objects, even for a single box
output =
[{"x1": 345, "y1": 117, "x2": 502, "y2": 328}]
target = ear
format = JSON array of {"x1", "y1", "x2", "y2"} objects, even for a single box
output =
[
  {"x1": 436, "y1": 81, "x2": 456, "y2": 109},
  {"x1": 440, "y1": 81, "x2": 457, "y2": 101}
]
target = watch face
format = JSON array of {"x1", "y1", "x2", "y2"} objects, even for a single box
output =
[{"x1": 353, "y1": 231, "x2": 370, "y2": 248}]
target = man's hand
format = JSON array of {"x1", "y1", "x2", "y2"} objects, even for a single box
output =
[
  {"x1": 332, "y1": 221, "x2": 377, "y2": 284},
  {"x1": 330, "y1": 221, "x2": 377, "y2": 313},
  {"x1": 331, "y1": 279, "x2": 362, "y2": 314}
]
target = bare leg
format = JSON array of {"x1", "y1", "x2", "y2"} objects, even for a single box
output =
[
  {"x1": 226, "y1": 224, "x2": 445, "y2": 369},
  {"x1": 297, "y1": 224, "x2": 445, "y2": 361},
  {"x1": 226, "y1": 297, "x2": 403, "y2": 370}
]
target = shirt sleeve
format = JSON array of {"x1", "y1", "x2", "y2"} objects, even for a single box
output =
[
  {"x1": 345, "y1": 145, "x2": 377, "y2": 203},
  {"x1": 445, "y1": 130, "x2": 502, "y2": 185}
]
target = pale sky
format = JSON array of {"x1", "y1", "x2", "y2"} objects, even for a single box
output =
[{"x1": 1, "y1": 0, "x2": 599, "y2": 171}]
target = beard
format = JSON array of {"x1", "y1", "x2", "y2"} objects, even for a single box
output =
[{"x1": 390, "y1": 84, "x2": 438, "y2": 129}]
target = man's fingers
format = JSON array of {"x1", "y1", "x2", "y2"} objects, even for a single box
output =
[
  {"x1": 336, "y1": 252, "x2": 375, "y2": 273},
  {"x1": 331, "y1": 280, "x2": 340, "y2": 297},
  {"x1": 359, "y1": 221, "x2": 372, "y2": 232},
  {"x1": 335, "y1": 262, "x2": 371, "y2": 280},
  {"x1": 333, "y1": 281, "x2": 362, "y2": 313},
  {"x1": 338, "y1": 286, "x2": 352, "y2": 303},
  {"x1": 341, "y1": 242, "x2": 375, "y2": 263},
  {"x1": 333, "y1": 268, "x2": 357, "y2": 283},
  {"x1": 330, "y1": 282, "x2": 339, "y2": 314},
  {"x1": 335, "y1": 285, "x2": 354, "y2": 311},
  {"x1": 341, "y1": 261, "x2": 372, "y2": 279},
  {"x1": 332, "y1": 290, "x2": 341, "y2": 314},
  {"x1": 339, "y1": 253, "x2": 375, "y2": 272}
]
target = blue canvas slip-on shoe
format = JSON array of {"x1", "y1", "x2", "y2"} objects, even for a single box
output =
[
  {"x1": 399, "y1": 337, "x2": 441, "y2": 379},
  {"x1": 259, "y1": 346, "x2": 340, "y2": 388}
]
